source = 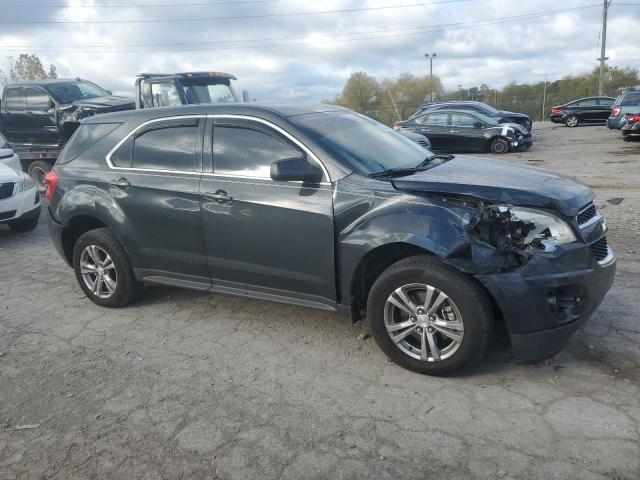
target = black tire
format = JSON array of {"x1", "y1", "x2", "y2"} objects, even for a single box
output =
[
  {"x1": 489, "y1": 137, "x2": 509, "y2": 154},
  {"x1": 72, "y1": 227, "x2": 142, "y2": 308},
  {"x1": 367, "y1": 255, "x2": 494, "y2": 375},
  {"x1": 8, "y1": 215, "x2": 39, "y2": 233},
  {"x1": 565, "y1": 115, "x2": 579, "y2": 127},
  {"x1": 27, "y1": 160, "x2": 52, "y2": 193}
]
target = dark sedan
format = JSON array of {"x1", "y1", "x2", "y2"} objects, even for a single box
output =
[
  {"x1": 409, "y1": 101, "x2": 532, "y2": 132},
  {"x1": 395, "y1": 110, "x2": 532, "y2": 154},
  {"x1": 621, "y1": 113, "x2": 640, "y2": 141},
  {"x1": 549, "y1": 96, "x2": 615, "y2": 127}
]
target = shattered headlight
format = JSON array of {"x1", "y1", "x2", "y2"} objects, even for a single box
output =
[{"x1": 505, "y1": 207, "x2": 576, "y2": 251}]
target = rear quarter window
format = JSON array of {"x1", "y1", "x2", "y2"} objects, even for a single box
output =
[
  {"x1": 621, "y1": 92, "x2": 640, "y2": 106},
  {"x1": 57, "y1": 123, "x2": 121, "y2": 165}
]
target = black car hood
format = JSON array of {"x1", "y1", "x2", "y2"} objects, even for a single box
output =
[
  {"x1": 392, "y1": 156, "x2": 593, "y2": 216},
  {"x1": 71, "y1": 95, "x2": 135, "y2": 110}
]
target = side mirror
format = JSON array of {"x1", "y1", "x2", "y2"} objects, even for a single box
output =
[
  {"x1": 473, "y1": 121, "x2": 483, "y2": 129},
  {"x1": 49, "y1": 99, "x2": 56, "y2": 109},
  {"x1": 106, "y1": 89, "x2": 113, "y2": 95},
  {"x1": 270, "y1": 156, "x2": 323, "y2": 183},
  {"x1": 242, "y1": 89, "x2": 250, "y2": 102}
]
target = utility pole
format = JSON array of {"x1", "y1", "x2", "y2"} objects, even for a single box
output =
[
  {"x1": 425, "y1": 53, "x2": 436, "y2": 102},
  {"x1": 598, "y1": 0, "x2": 610, "y2": 96},
  {"x1": 541, "y1": 76, "x2": 547, "y2": 122}
]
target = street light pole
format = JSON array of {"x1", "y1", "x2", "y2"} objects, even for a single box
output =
[
  {"x1": 425, "y1": 53, "x2": 437, "y2": 102},
  {"x1": 598, "y1": 0, "x2": 610, "y2": 96}
]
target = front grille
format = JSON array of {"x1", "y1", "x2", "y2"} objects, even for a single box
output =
[
  {"x1": 0, "y1": 210, "x2": 16, "y2": 220},
  {"x1": 589, "y1": 236, "x2": 609, "y2": 261},
  {"x1": 577, "y1": 203, "x2": 598, "y2": 226},
  {"x1": 0, "y1": 182, "x2": 15, "y2": 200}
]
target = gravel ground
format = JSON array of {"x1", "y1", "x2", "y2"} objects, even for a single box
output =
[{"x1": 0, "y1": 122, "x2": 639, "y2": 479}]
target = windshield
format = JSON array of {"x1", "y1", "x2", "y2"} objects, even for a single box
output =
[
  {"x1": 291, "y1": 111, "x2": 431, "y2": 175},
  {"x1": 475, "y1": 102, "x2": 500, "y2": 115},
  {"x1": 180, "y1": 78, "x2": 238, "y2": 104},
  {"x1": 0, "y1": 132, "x2": 8, "y2": 149},
  {"x1": 47, "y1": 81, "x2": 110, "y2": 103}
]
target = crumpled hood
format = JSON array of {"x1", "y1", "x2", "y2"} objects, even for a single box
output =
[
  {"x1": 392, "y1": 156, "x2": 593, "y2": 216},
  {"x1": 71, "y1": 95, "x2": 135, "y2": 111},
  {"x1": 498, "y1": 110, "x2": 529, "y2": 119}
]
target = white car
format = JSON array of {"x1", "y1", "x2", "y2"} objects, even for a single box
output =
[{"x1": 0, "y1": 133, "x2": 41, "y2": 232}]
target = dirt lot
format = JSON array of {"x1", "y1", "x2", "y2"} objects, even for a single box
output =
[{"x1": 1, "y1": 123, "x2": 639, "y2": 479}]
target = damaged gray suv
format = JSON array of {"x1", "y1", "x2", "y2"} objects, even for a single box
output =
[{"x1": 46, "y1": 104, "x2": 615, "y2": 375}]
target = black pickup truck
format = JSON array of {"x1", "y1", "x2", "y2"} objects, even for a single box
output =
[{"x1": 0, "y1": 78, "x2": 134, "y2": 190}]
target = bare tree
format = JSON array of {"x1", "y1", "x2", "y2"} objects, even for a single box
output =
[{"x1": 8, "y1": 54, "x2": 58, "y2": 82}]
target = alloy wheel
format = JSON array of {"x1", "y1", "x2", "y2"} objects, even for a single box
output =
[
  {"x1": 80, "y1": 245, "x2": 117, "y2": 299},
  {"x1": 566, "y1": 116, "x2": 579, "y2": 127},
  {"x1": 384, "y1": 283, "x2": 464, "y2": 362}
]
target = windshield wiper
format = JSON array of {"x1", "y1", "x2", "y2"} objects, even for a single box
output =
[
  {"x1": 368, "y1": 166, "x2": 429, "y2": 178},
  {"x1": 417, "y1": 153, "x2": 455, "y2": 167}
]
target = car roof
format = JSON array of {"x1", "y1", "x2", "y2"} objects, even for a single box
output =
[{"x1": 83, "y1": 102, "x2": 349, "y2": 124}]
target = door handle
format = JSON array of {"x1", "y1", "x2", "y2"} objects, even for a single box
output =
[
  {"x1": 109, "y1": 177, "x2": 131, "y2": 190},
  {"x1": 204, "y1": 190, "x2": 232, "y2": 202},
  {"x1": 419, "y1": 128, "x2": 431, "y2": 132},
  {"x1": 449, "y1": 129, "x2": 460, "y2": 133}
]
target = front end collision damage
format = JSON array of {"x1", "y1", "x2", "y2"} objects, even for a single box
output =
[{"x1": 336, "y1": 174, "x2": 615, "y2": 362}]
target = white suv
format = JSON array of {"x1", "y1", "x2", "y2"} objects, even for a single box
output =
[{"x1": 0, "y1": 133, "x2": 41, "y2": 232}]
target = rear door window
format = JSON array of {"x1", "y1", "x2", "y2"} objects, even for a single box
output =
[
  {"x1": 598, "y1": 98, "x2": 614, "y2": 106},
  {"x1": 24, "y1": 87, "x2": 51, "y2": 112},
  {"x1": 577, "y1": 99, "x2": 599, "y2": 107},
  {"x1": 3, "y1": 88, "x2": 25, "y2": 111},
  {"x1": 127, "y1": 119, "x2": 200, "y2": 171}
]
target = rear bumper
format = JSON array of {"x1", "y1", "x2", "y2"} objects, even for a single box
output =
[
  {"x1": 48, "y1": 208, "x2": 70, "y2": 266},
  {"x1": 607, "y1": 116, "x2": 625, "y2": 129},
  {"x1": 550, "y1": 115, "x2": 565, "y2": 124},
  {"x1": 621, "y1": 124, "x2": 640, "y2": 140},
  {"x1": 476, "y1": 244, "x2": 616, "y2": 362}
]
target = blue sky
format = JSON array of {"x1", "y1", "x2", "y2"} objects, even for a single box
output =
[{"x1": 0, "y1": 0, "x2": 639, "y2": 100}]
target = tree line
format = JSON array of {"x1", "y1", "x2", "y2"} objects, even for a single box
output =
[
  {"x1": 0, "y1": 54, "x2": 58, "y2": 86},
  {"x1": 331, "y1": 66, "x2": 640, "y2": 125}
]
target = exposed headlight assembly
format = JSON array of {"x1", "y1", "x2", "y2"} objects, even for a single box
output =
[
  {"x1": 507, "y1": 207, "x2": 576, "y2": 251},
  {"x1": 471, "y1": 205, "x2": 576, "y2": 254}
]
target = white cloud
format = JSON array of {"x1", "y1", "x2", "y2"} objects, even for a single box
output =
[{"x1": 0, "y1": 0, "x2": 638, "y2": 101}]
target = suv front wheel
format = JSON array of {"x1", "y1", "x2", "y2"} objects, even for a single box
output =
[
  {"x1": 367, "y1": 255, "x2": 494, "y2": 375},
  {"x1": 73, "y1": 228, "x2": 141, "y2": 308}
]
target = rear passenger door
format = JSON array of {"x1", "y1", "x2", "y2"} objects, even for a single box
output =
[
  {"x1": 106, "y1": 116, "x2": 209, "y2": 285},
  {"x1": 414, "y1": 112, "x2": 449, "y2": 151},
  {"x1": 576, "y1": 98, "x2": 600, "y2": 122},
  {"x1": 23, "y1": 86, "x2": 58, "y2": 144}
]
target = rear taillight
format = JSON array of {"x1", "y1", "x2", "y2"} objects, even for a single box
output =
[
  {"x1": 44, "y1": 170, "x2": 59, "y2": 201},
  {"x1": 628, "y1": 114, "x2": 640, "y2": 124},
  {"x1": 551, "y1": 108, "x2": 563, "y2": 115},
  {"x1": 612, "y1": 108, "x2": 621, "y2": 116}
]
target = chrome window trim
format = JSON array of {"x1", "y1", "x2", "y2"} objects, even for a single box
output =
[
  {"x1": 104, "y1": 113, "x2": 332, "y2": 184},
  {"x1": 206, "y1": 114, "x2": 331, "y2": 183},
  {"x1": 105, "y1": 114, "x2": 206, "y2": 175}
]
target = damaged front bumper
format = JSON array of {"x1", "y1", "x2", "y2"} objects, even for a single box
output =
[{"x1": 475, "y1": 242, "x2": 616, "y2": 362}]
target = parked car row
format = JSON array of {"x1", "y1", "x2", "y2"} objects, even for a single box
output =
[{"x1": 548, "y1": 87, "x2": 640, "y2": 142}]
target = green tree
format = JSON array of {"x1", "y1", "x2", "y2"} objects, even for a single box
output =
[
  {"x1": 334, "y1": 71, "x2": 380, "y2": 116},
  {"x1": 8, "y1": 54, "x2": 58, "y2": 82}
]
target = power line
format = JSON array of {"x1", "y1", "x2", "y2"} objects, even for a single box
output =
[
  {"x1": 0, "y1": 4, "x2": 603, "y2": 52},
  {"x1": 1, "y1": 0, "x2": 316, "y2": 7},
  {"x1": 0, "y1": 0, "x2": 471, "y2": 24}
]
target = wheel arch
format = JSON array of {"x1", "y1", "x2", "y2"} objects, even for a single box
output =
[{"x1": 60, "y1": 215, "x2": 109, "y2": 264}]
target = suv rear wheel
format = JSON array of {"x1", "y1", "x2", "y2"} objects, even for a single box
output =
[
  {"x1": 367, "y1": 255, "x2": 493, "y2": 375},
  {"x1": 73, "y1": 228, "x2": 142, "y2": 308}
]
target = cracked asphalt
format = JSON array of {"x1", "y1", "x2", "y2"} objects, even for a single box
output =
[{"x1": 1, "y1": 123, "x2": 639, "y2": 479}]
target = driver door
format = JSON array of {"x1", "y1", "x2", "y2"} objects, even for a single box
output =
[{"x1": 199, "y1": 116, "x2": 336, "y2": 309}]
